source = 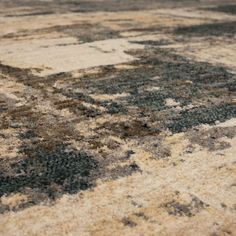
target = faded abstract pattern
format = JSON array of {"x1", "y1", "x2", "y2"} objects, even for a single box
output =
[{"x1": 0, "y1": 0, "x2": 236, "y2": 235}]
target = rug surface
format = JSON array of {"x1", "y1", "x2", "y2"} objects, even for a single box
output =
[{"x1": 0, "y1": 0, "x2": 236, "y2": 235}]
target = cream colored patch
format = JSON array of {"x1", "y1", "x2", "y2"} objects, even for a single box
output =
[
  {"x1": 1, "y1": 194, "x2": 28, "y2": 208},
  {"x1": 144, "y1": 86, "x2": 160, "y2": 92},
  {"x1": 173, "y1": 41, "x2": 236, "y2": 72},
  {"x1": 165, "y1": 98, "x2": 180, "y2": 107},
  {"x1": 82, "y1": 101, "x2": 106, "y2": 112},
  {"x1": 0, "y1": 38, "x2": 144, "y2": 76},
  {"x1": 216, "y1": 118, "x2": 236, "y2": 128},
  {"x1": 71, "y1": 67, "x2": 102, "y2": 79},
  {"x1": 91, "y1": 93, "x2": 129, "y2": 101},
  {"x1": 114, "y1": 64, "x2": 137, "y2": 70}
]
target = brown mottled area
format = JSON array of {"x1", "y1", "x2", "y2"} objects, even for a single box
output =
[{"x1": 0, "y1": 0, "x2": 236, "y2": 235}]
